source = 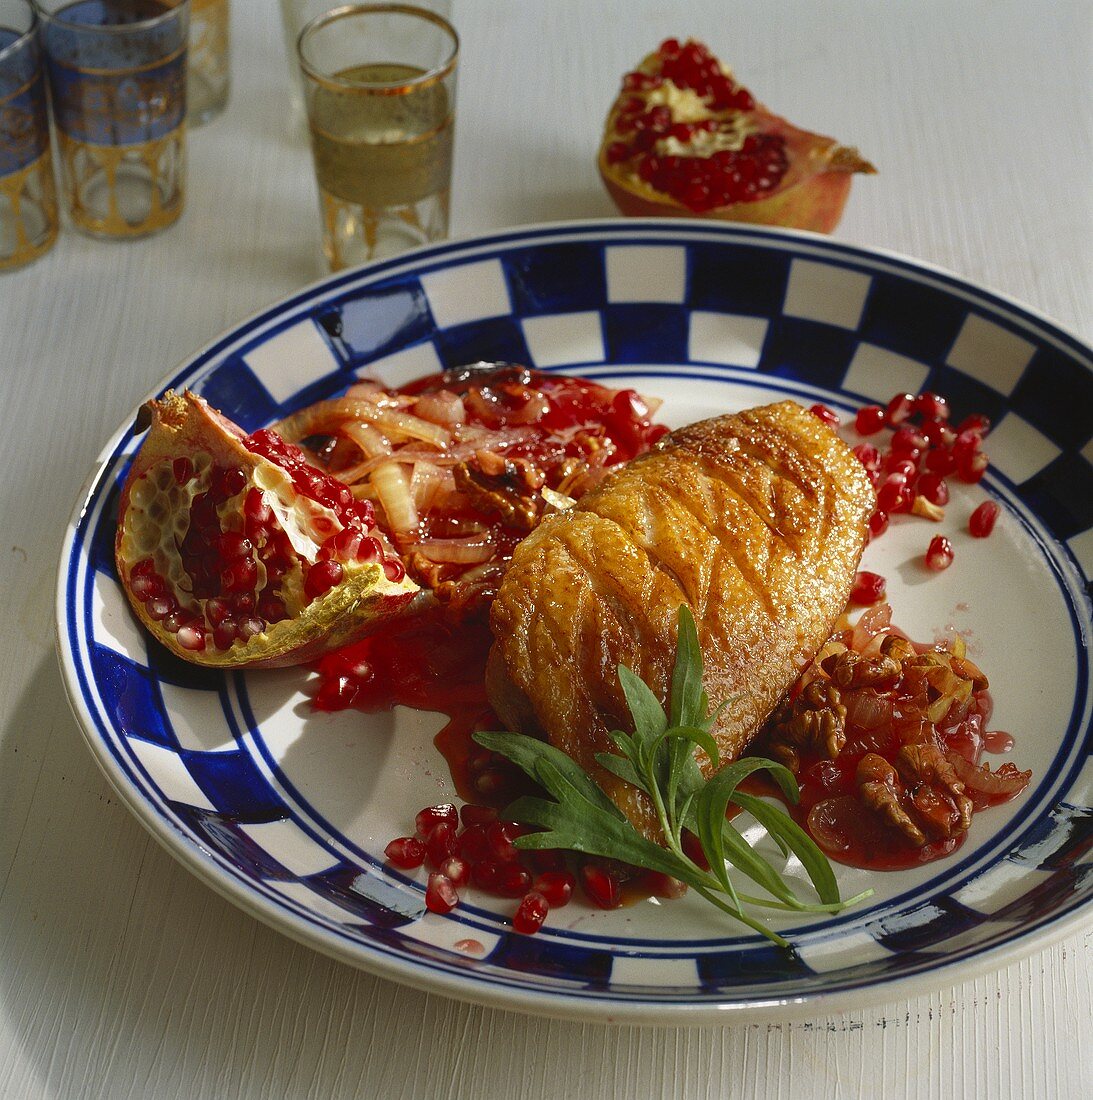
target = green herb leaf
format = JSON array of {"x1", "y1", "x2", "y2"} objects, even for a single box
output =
[{"x1": 474, "y1": 605, "x2": 871, "y2": 945}]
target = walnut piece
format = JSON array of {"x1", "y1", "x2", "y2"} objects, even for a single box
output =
[
  {"x1": 766, "y1": 680, "x2": 846, "y2": 772},
  {"x1": 823, "y1": 649, "x2": 902, "y2": 690},
  {"x1": 453, "y1": 453, "x2": 544, "y2": 531},
  {"x1": 896, "y1": 744, "x2": 974, "y2": 836},
  {"x1": 856, "y1": 753, "x2": 926, "y2": 846}
]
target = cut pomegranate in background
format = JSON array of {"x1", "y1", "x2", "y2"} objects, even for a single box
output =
[
  {"x1": 598, "y1": 38, "x2": 874, "y2": 232},
  {"x1": 115, "y1": 391, "x2": 418, "y2": 668}
]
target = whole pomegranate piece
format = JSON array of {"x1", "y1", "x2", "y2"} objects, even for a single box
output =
[
  {"x1": 598, "y1": 38, "x2": 875, "y2": 232},
  {"x1": 115, "y1": 391, "x2": 419, "y2": 668}
]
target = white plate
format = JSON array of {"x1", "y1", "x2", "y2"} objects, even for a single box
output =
[{"x1": 57, "y1": 221, "x2": 1093, "y2": 1023}]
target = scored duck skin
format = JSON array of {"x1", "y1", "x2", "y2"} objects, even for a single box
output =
[{"x1": 486, "y1": 400, "x2": 875, "y2": 834}]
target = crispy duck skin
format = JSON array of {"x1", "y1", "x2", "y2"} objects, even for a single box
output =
[{"x1": 486, "y1": 400, "x2": 875, "y2": 834}]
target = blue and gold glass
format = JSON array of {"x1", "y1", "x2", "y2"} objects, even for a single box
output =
[
  {"x1": 187, "y1": 0, "x2": 228, "y2": 126},
  {"x1": 0, "y1": 0, "x2": 58, "y2": 269},
  {"x1": 38, "y1": 0, "x2": 189, "y2": 238}
]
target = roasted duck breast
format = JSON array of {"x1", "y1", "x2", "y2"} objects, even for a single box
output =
[{"x1": 486, "y1": 399, "x2": 875, "y2": 831}]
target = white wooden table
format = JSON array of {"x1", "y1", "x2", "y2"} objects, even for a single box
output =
[{"x1": 1, "y1": 2, "x2": 1090, "y2": 1096}]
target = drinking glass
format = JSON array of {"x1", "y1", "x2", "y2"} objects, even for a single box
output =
[
  {"x1": 37, "y1": 0, "x2": 189, "y2": 238},
  {"x1": 0, "y1": 0, "x2": 57, "y2": 269},
  {"x1": 187, "y1": 0, "x2": 228, "y2": 125},
  {"x1": 297, "y1": 3, "x2": 458, "y2": 269}
]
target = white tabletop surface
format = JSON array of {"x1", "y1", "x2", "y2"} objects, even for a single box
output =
[{"x1": 2, "y1": 1, "x2": 1091, "y2": 1097}]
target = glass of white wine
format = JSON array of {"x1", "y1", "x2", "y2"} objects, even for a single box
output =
[{"x1": 297, "y1": 3, "x2": 458, "y2": 270}]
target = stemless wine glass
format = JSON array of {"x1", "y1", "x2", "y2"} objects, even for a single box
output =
[
  {"x1": 0, "y1": 0, "x2": 57, "y2": 269},
  {"x1": 297, "y1": 4, "x2": 458, "y2": 269},
  {"x1": 187, "y1": 0, "x2": 228, "y2": 125},
  {"x1": 37, "y1": 0, "x2": 189, "y2": 238}
]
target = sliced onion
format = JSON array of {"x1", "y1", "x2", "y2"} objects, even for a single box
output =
[
  {"x1": 843, "y1": 689, "x2": 893, "y2": 732},
  {"x1": 850, "y1": 603, "x2": 892, "y2": 652},
  {"x1": 946, "y1": 754, "x2": 1031, "y2": 798},
  {"x1": 410, "y1": 461, "x2": 445, "y2": 512},
  {"x1": 413, "y1": 390, "x2": 466, "y2": 427},
  {"x1": 342, "y1": 420, "x2": 393, "y2": 459},
  {"x1": 371, "y1": 462, "x2": 418, "y2": 533},
  {"x1": 412, "y1": 536, "x2": 496, "y2": 564}
]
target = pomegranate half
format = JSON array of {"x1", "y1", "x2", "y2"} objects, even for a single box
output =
[
  {"x1": 598, "y1": 39, "x2": 875, "y2": 233},
  {"x1": 115, "y1": 391, "x2": 419, "y2": 668}
]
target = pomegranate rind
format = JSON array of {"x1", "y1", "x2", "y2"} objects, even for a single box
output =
[
  {"x1": 115, "y1": 391, "x2": 420, "y2": 669},
  {"x1": 598, "y1": 53, "x2": 875, "y2": 233}
]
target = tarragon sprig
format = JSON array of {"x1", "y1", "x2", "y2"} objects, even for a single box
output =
[{"x1": 474, "y1": 605, "x2": 871, "y2": 946}]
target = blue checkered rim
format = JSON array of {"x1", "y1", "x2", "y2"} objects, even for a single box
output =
[{"x1": 57, "y1": 222, "x2": 1093, "y2": 1020}]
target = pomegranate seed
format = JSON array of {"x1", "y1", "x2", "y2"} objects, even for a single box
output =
[
  {"x1": 244, "y1": 487, "x2": 273, "y2": 523},
  {"x1": 486, "y1": 820, "x2": 523, "y2": 862},
  {"x1": 131, "y1": 558, "x2": 156, "y2": 578},
  {"x1": 384, "y1": 836, "x2": 426, "y2": 869},
  {"x1": 809, "y1": 403, "x2": 840, "y2": 428},
  {"x1": 471, "y1": 859, "x2": 503, "y2": 893},
  {"x1": 681, "y1": 830, "x2": 710, "y2": 870},
  {"x1": 238, "y1": 616, "x2": 264, "y2": 638},
  {"x1": 885, "y1": 393, "x2": 916, "y2": 427},
  {"x1": 890, "y1": 426, "x2": 926, "y2": 459},
  {"x1": 606, "y1": 141, "x2": 630, "y2": 164},
  {"x1": 172, "y1": 456, "x2": 193, "y2": 484},
  {"x1": 579, "y1": 863, "x2": 621, "y2": 909},
  {"x1": 513, "y1": 891, "x2": 549, "y2": 935},
  {"x1": 457, "y1": 824, "x2": 490, "y2": 863},
  {"x1": 162, "y1": 611, "x2": 185, "y2": 634},
  {"x1": 884, "y1": 456, "x2": 919, "y2": 482},
  {"x1": 215, "y1": 466, "x2": 247, "y2": 500},
  {"x1": 925, "y1": 535, "x2": 955, "y2": 572},
  {"x1": 917, "y1": 472, "x2": 950, "y2": 506},
  {"x1": 919, "y1": 418, "x2": 953, "y2": 448},
  {"x1": 425, "y1": 872, "x2": 459, "y2": 914},
  {"x1": 528, "y1": 849, "x2": 567, "y2": 873},
  {"x1": 212, "y1": 621, "x2": 238, "y2": 650},
  {"x1": 915, "y1": 391, "x2": 950, "y2": 421},
  {"x1": 304, "y1": 559, "x2": 343, "y2": 600},
  {"x1": 221, "y1": 557, "x2": 257, "y2": 593},
  {"x1": 855, "y1": 405, "x2": 885, "y2": 436},
  {"x1": 659, "y1": 36, "x2": 681, "y2": 56},
  {"x1": 925, "y1": 446, "x2": 956, "y2": 474},
  {"x1": 383, "y1": 558, "x2": 405, "y2": 582},
  {"x1": 494, "y1": 862, "x2": 532, "y2": 898},
  {"x1": 957, "y1": 413, "x2": 991, "y2": 436},
  {"x1": 130, "y1": 571, "x2": 160, "y2": 600},
  {"x1": 646, "y1": 872, "x2": 688, "y2": 899},
  {"x1": 176, "y1": 623, "x2": 206, "y2": 651},
  {"x1": 849, "y1": 571, "x2": 886, "y2": 605},
  {"x1": 217, "y1": 532, "x2": 252, "y2": 559},
  {"x1": 205, "y1": 596, "x2": 231, "y2": 625},
  {"x1": 868, "y1": 510, "x2": 890, "y2": 539},
  {"x1": 313, "y1": 674, "x2": 358, "y2": 710},
  {"x1": 877, "y1": 474, "x2": 911, "y2": 514},
  {"x1": 956, "y1": 450, "x2": 989, "y2": 484},
  {"x1": 416, "y1": 804, "x2": 458, "y2": 837},
  {"x1": 425, "y1": 821, "x2": 458, "y2": 867},
  {"x1": 146, "y1": 595, "x2": 176, "y2": 620},
  {"x1": 852, "y1": 443, "x2": 880, "y2": 470},
  {"x1": 969, "y1": 500, "x2": 1001, "y2": 538},
  {"x1": 533, "y1": 871, "x2": 575, "y2": 908},
  {"x1": 439, "y1": 856, "x2": 470, "y2": 887},
  {"x1": 460, "y1": 804, "x2": 498, "y2": 828},
  {"x1": 473, "y1": 768, "x2": 509, "y2": 798},
  {"x1": 257, "y1": 595, "x2": 287, "y2": 624}
]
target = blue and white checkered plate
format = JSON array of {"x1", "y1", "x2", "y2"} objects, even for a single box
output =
[{"x1": 56, "y1": 221, "x2": 1092, "y2": 1023}]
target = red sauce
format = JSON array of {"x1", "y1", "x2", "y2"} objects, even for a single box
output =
[{"x1": 311, "y1": 609, "x2": 531, "y2": 808}]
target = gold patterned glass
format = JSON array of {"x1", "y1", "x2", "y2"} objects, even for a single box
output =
[
  {"x1": 297, "y1": 4, "x2": 458, "y2": 269},
  {"x1": 0, "y1": 0, "x2": 58, "y2": 270},
  {"x1": 38, "y1": 0, "x2": 189, "y2": 239},
  {"x1": 187, "y1": 0, "x2": 228, "y2": 125}
]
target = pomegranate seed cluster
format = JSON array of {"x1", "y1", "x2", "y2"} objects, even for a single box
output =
[
  {"x1": 807, "y1": 391, "x2": 998, "y2": 601},
  {"x1": 385, "y1": 802, "x2": 648, "y2": 934},
  {"x1": 127, "y1": 432, "x2": 400, "y2": 655},
  {"x1": 605, "y1": 38, "x2": 788, "y2": 212}
]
